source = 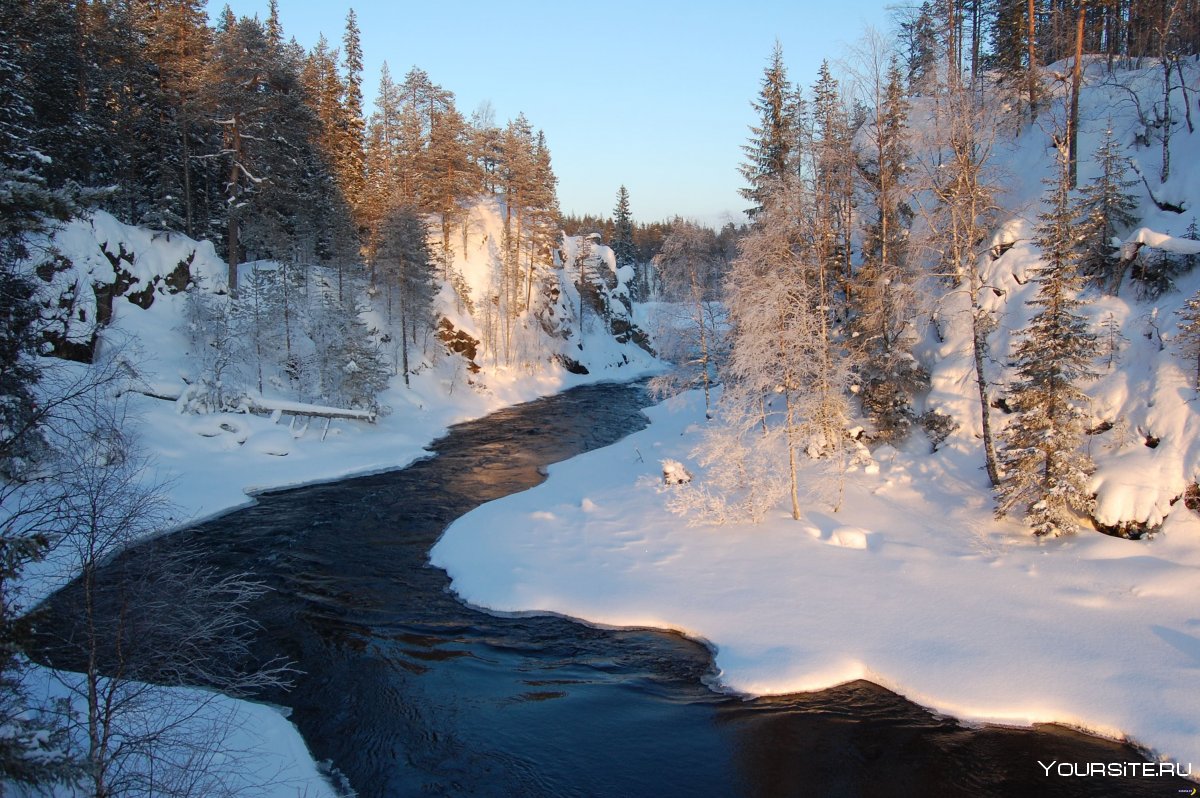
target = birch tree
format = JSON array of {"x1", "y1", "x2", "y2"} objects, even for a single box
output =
[
  {"x1": 651, "y1": 220, "x2": 726, "y2": 416},
  {"x1": 717, "y1": 179, "x2": 851, "y2": 520},
  {"x1": 916, "y1": 80, "x2": 1004, "y2": 485}
]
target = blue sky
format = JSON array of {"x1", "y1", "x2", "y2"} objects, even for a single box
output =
[{"x1": 208, "y1": 1, "x2": 896, "y2": 225}]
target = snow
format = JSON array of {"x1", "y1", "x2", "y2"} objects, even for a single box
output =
[
  {"x1": 17, "y1": 667, "x2": 335, "y2": 798},
  {"x1": 1126, "y1": 227, "x2": 1200, "y2": 255},
  {"x1": 19, "y1": 207, "x2": 659, "y2": 543},
  {"x1": 661, "y1": 458, "x2": 692, "y2": 485},
  {"x1": 432, "y1": 59, "x2": 1200, "y2": 779},
  {"x1": 433, "y1": 388, "x2": 1200, "y2": 772},
  {"x1": 14, "y1": 205, "x2": 660, "y2": 797}
]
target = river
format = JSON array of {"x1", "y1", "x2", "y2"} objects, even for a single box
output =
[{"x1": 34, "y1": 381, "x2": 1191, "y2": 797}]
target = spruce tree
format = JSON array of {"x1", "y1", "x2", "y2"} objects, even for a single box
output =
[
  {"x1": 811, "y1": 60, "x2": 855, "y2": 309},
  {"x1": 855, "y1": 56, "x2": 927, "y2": 444},
  {"x1": 996, "y1": 149, "x2": 1098, "y2": 537},
  {"x1": 612, "y1": 186, "x2": 642, "y2": 300},
  {"x1": 266, "y1": 0, "x2": 283, "y2": 47},
  {"x1": 740, "y1": 42, "x2": 801, "y2": 219},
  {"x1": 339, "y1": 9, "x2": 367, "y2": 228},
  {"x1": 1073, "y1": 124, "x2": 1139, "y2": 293},
  {"x1": 900, "y1": 1, "x2": 939, "y2": 94},
  {"x1": 989, "y1": 0, "x2": 1040, "y2": 119},
  {"x1": 1175, "y1": 291, "x2": 1200, "y2": 390}
]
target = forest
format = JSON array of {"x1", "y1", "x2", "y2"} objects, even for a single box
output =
[
  {"x1": 2, "y1": 0, "x2": 1200, "y2": 794},
  {"x1": 654, "y1": 0, "x2": 1200, "y2": 537}
]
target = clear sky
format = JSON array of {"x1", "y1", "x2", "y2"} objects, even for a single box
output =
[{"x1": 207, "y1": 1, "x2": 896, "y2": 226}]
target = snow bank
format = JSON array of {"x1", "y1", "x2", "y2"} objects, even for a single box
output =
[
  {"x1": 1126, "y1": 227, "x2": 1200, "y2": 255},
  {"x1": 433, "y1": 60, "x2": 1200, "y2": 777},
  {"x1": 19, "y1": 664, "x2": 339, "y2": 798},
  {"x1": 433, "y1": 389, "x2": 1200, "y2": 772}
]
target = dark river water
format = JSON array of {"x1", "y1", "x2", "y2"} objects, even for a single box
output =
[{"x1": 35, "y1": 381, "x2": 1195, "y2": 797}]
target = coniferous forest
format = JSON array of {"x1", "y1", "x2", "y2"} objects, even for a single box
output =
[{"x1": 4, "y1": 0, "x2": 1200, "y2": 795}]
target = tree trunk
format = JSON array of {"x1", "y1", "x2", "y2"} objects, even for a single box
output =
[
  {"x1": 1068, "y1": 1, "x2": 1086, "y2": 188},
  {"x1": 1160, "y1": 57, "x2": 1173, "y2": 183},
  {"x1": 972, "y1": 299, "x2": 1001, "y2": 487},
  {"x1": 227, "y1": 113, "x2": 242, "y2": 299},
  {"x1": 1027, "y1": 0, "x2": 1039, "y2": 119},
  {"x1": 525, "y1": 238, "x2": 535, "y2": 312},
  {"x1": 1176, "y1": 59, "x2": 1194, "y2": 134},
  {"x1": 693, "y1": 287, "x2": 711, "y2": 418},
  {"x1": 181, "y1": 116, "x2": 194, "y2": 239},
  {"x1": 784, "y1": 387, "x2": 801, "y2": 521},
  {"x1": 578, "y1": 249, "x2": 586, "y2": 348},
  {"x1": 399, "y1": 288, "x2": 410, "y2": 387},
  {"x1": 971, "y1": 0, "x2": 981, "y2": 89}
]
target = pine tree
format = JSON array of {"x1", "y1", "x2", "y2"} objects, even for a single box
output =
[
  {"x1": 740, "y1": 42, "x2": 801, "y2": 219},
  {"x1": 397, "y1": 67, "x2": 453, "y2": 207},
  {"x1": 469, "y1": 101, "x2": 504, "y2": 195},
  {"x1": 134, "y1": 0, "x2": 211, "y2": 237},
  {"x1": 524, "y1": 128, "x2": 560, "y2": 315},
  {"x1": 423, "y1": 103, "x2": 475, "y2": 281},
  {"x1": 206, "y1": 14, "x2": 274, "y2": 295},
  {"x1": 362, "y1": 62, "x2": 402, "y2": 275},
  {"x1": 376, "y1": 206, "x2": 437, "y2": 385},
  {"x1": 498, "y1": 114, "x2": 537, "y2": 361},
  {"x1": 900, "y1": 1, "x2": 939, "y2": 94},
  {"x1": 1073, "y1": 123, "x2": 1139, "y2": 293},
  {"x1": 996, "y1": 148, "x2": 1098, "y2": 536}
]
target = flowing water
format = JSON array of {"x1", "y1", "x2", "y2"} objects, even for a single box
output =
[{"x1": 35, "y1": 381, "x2": 1193, "y2": 797}]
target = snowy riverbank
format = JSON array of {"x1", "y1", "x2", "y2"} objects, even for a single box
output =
[{"x1": 432, "y1": 389, "x2": 1200, "y2": 778}]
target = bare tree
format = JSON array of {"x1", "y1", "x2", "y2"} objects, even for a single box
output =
[
  {"x1": 33, "y1": 390, "x2": 294, "y2": 797},
  {"x1": 913, "y1": 81, "x2": 1005, "y2": 486},
  {"x1": 716, "y1": 178, "x2": 852, "y2": 520},
  {"x1": 651, "y1": 220, "x2": 727, "y2": 417},
  {"x1": 1, "y1": 359, "x2": 134, "y2": 792}
]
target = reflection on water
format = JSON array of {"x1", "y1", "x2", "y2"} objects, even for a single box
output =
[{"x1": 35, "y1": 381, "x2": 1192, "y2": 797}]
